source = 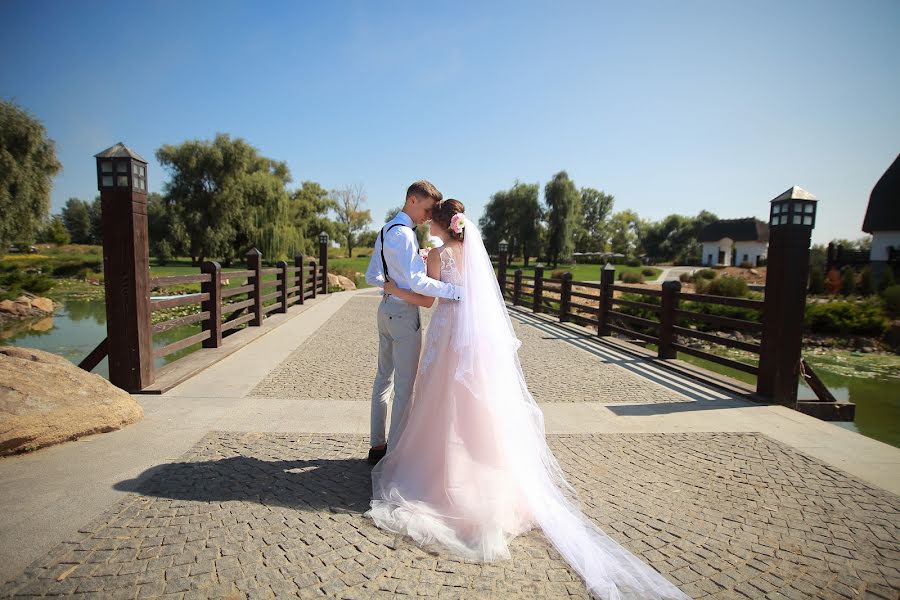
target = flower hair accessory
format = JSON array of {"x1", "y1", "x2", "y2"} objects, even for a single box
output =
[{"x1": 449, "y1": 213, "x2": 466, "y2": 235}]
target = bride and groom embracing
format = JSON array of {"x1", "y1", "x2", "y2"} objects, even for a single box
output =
[{"x1": 362, "y1": 181, "x2": 689, "y2": 599}]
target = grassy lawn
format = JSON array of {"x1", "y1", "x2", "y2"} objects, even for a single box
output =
[{"x1": 501, "y1": 262, "x2": 661, "y2": 282}]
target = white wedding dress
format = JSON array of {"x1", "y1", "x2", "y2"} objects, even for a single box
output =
[{"x1": 366, "y1": 223, "x2": 691, "y2": 600}]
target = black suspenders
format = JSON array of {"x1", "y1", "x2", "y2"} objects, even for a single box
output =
[{"x1": 380, "y1": 222, "x2": 411, "y2": 280}]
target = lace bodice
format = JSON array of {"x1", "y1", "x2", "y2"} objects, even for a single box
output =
[{"x1": 438, "y1": 244, "x2": 463, "y2": 286}]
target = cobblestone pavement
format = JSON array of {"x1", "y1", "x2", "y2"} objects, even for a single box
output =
[
  {"x1": 3, "y1": 432, "x2": 898, "y2": 599},
  {"x1": 250, "y1": 295, "x2": 689, "y2": 404}
]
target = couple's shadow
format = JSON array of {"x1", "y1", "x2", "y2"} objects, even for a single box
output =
[{"x1": 114, "y1": 455, "x2": 373, "y2": 513}]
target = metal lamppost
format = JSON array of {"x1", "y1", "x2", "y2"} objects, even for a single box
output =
[
  {"x1": 498, "y1": 239, "x2": 509, "y2": 290},
  {"x1": 94, "y1": 142, "x2": 153, "y2": 391},
  {"x1": 318, "y1": 231, "x2": 329, "y2": 294},
  {"x1": 757, "y1": 186, "x2": 818, "y2": 404}
]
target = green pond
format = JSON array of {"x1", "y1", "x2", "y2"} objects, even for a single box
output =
[
  {"x1": 3, "y1": 298, "x2": 898, "y2": 449},
  {"x1": 1, "y1": 298, "x2": 203, "y2": 378}
]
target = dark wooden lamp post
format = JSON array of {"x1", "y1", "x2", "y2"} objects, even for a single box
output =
[
  {"x1": 757, "y1": 186, "x2": 818, "y2": 405},
  {"x1": 95, "y1": 143, "x2": 153, "y2": 392},
  {"x1": 498, "y1": 239, "x2": 509, "y2": 289},
  {"x1": 318, "y1": 231, "x2": 329, "y2": 294}
]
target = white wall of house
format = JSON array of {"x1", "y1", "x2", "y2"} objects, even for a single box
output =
[
  {"x1": 734, "y1": 241, "x2": 768, "y2": 266},
  {"x1": 870, "y1": 231, "x2": 900, "y2": 261},
  {"x1": 702, "y1": 239, "x2": 734, "y2": 266}
]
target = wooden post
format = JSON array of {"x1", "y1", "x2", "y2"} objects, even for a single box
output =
[
  {"x1": 319, "y1": 236, "x2": 329, "y2": 295},
  {"x1": 757, "y1": 187, "x2": 817, "y2": 405},
  {"x1": 201, "y1": 261, "x2": 222, "y2": 348},
  {"x1": 658, "y1": 280, "x2": 681, "y2": 359},
  {"x1": 308, "y1": 259, "x2": 318, "y2": 299},
  {"x1": 277, "y1": 260, "x2": 289, "y2": 314},
  {"x1": 533, "y1": 266, "x2": 544, "y2": 314},
  {"x1": 295, "y1": 254, "x2": 305, "y2": 305},
  {"x1": 559, "y1": 272, "x2": 572, "y2": 323},
  {"x1": 598, "y1": 263, "x2": 616, "y2": 336},
  {"x1": 513, "y1": 269, "x2": 523, "y2": 306},
  {"x1": 95, "y1": 143, "x2": 153, "y2": 392},
  {"x1": 247, "y1": 248, "x2": 263, "y2": 326}
]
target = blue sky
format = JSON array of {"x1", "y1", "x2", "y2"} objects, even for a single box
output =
[{"x1": 2, "y1": 0, "x2": 898, "y2": 246}]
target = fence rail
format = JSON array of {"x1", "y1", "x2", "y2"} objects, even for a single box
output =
[{"x1": 502, "y1": 265, "x2": 762, "y2": 376}]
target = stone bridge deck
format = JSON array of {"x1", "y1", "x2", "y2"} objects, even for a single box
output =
[{"x1": 1, "y1": 289, "x2": 898, "y2": 599}]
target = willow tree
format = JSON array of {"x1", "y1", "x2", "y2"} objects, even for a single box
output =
[
  {"x1": 156, "y1": 134, "x2": 296, "y2": 265},
  {"x1": 544, "y1": 171, "x2": 580, "y2": 267},
  {"x1": 0, "y1": 100, "x2": 62, "y2": 246}
]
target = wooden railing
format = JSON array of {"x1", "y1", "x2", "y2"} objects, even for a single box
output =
[
  {"x1": 79, "y1": 248, "x2": 328, "y2": 383},
  {"x1": 503, "y1": 265, "x2": 764, "y2": 376},
  {"x1": 149, "y1": 251, "x2": 324, "y2": 361}
]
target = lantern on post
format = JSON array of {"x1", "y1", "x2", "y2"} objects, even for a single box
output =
[
  {"x1": 94, "y1": 142, "x2": 153, "y2": 391},
  {"x1": 757, "y1": 186, "x2": 817, "y2": 405},
  {"x1": 318, "y1": 231, "x2": 330, "y2": 294},
  {"x1": 498, "y1": 239, "x2": 509, "y2": 290}
]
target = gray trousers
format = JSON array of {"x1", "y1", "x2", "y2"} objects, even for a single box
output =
[{"x1": 371, "y1": 298, "x2": 422, "y2": 447}]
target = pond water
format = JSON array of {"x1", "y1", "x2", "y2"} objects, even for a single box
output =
[{"x1": 1, "y1": 298, "x2": 202, "y2": 377}]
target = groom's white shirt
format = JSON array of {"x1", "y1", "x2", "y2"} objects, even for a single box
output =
[{"x1": 365, "y1": 211, "x2": 463, "y2": 303}]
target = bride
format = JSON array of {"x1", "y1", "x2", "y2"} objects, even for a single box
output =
[{"x1": 365, "y1": 199, "x2": 690, "y2": 600}]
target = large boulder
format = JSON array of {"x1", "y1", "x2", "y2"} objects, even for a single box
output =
[
  {"x1": 0, "y1": 346, "x2": 144, "y2": 456},
  {"x1": 327, "y1": 272, "x2": 357, "y2": 291},
  {"x1": 0, "y1": 294, "x2": 55, "y2": 320}
]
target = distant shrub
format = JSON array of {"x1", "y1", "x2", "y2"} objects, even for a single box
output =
[
  {"x1": 804, "y1": 300, "x2": 888, "y2": 336},
  {"x1": 808, "y1": 268, "x2": 825, "y2": 295},
  {"x1": 625, "y1": 258, "x2": 641, "y2": 267},
  {"x1": 551, "y1": 270, "x2": 567, "y2": 279},
  {"x1": 641, "y1": 268, "x2": 656, "y2": 277},
  {"x1": 707, "y1": 275, "x2": 749, "y2": 298},
  {"x1": 679, "y1": 272, "x2": 693, "y2": 283},
  {"x1": 840, "y1": 267, "x2": 857, "y2": 296},
  {"x1": 883, "y1": 285, "x2": 900, "y2": 317},
  {"x1": 695, "y1": 268, "x2": 716, "y2": 280},
  {"x1": 693, "y1": 277, "x2": 711, "y2": 294},
  {"x1": 879, "y1": 268, "x2": 896, "y2": 293},
  {"x1": 824, "y1": 269, "x2": 842, "y2": 295},
  {"x1": 620, "y1": 272, "x2": 644, "y2": 284},
  {"x1": 739, "y1": 261, "x2": 753, "y2": 268},
  {"x1": 858, "y1": 268, "x2": 875, "y2": 296}
]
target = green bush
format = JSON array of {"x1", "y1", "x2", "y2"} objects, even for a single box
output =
[
  {"x1": 694, "y1": 277, "x2": 711, "y2": 294},
  {"x1": 883, "y1": 285, "x2": 900, "y2": 317},
  {"x1": 0, "y1": 270, "x2": 54, "y2": 297},
  {"x1": 840, "y1": 266, "x2": 856, "y2": 296},
  {"x1": 681, "y1": 300, "x2": 762, "y2": 332},
  {"x1": 808, "y1": 268, "x2": 825, "y2": 294},
  {"x1": 679, "y1": 272, "x2": 693, "y2": 283},
  {"x1": 706, "y1": 275, "x2": 749, "y2": 298},
  {"x1": 619, "y1": 272, "x2": 644, "y2": 284},
  {"x1": 804, "y1": 300, "x2": 888, "y2": 336},
  {"x1": 641, "y1": 268, "x2": 656, "y2": 277},
  {"x1": 879, "y1": 268, "x2": 896, "y2": 293},
  {"x1": 695, "y1": 268, "x2": 716, "y2": 280},
  {"x1": 858, "y1": 268, "x2": 875, "y2": 296}
]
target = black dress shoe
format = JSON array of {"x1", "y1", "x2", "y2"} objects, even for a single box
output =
[{"x1": 367, "y1": 446, "x2": 387, "y2": 466}]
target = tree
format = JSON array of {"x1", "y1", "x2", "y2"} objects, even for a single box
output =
[
  {"x1": 156, "y1": 133, "x2": 296, "y2": 265},
  {"x1": 0, "y1": 100, "x2": 62, "y2": 247},
  {"x1": 608, "y1": 210, "x2": 643, "y2": 257},
  {"x1": 385, "y1": 207, "x2": 431, "y2": 247},
  {"x1": 290, "y1": 181, "x2": 338, "y2": 255},
  {"x1": 479, "y1": 182, "x2": 542, "y2": 265},
  {"x1": 61, "y1": 197, "x2": 92, "y2": 244},
  {"x1": 147, "y1": 193, "x2": 188, "y2": 265},
  {"x1": 544, "y1": 171, "x2": 580, "y2": 266},
  {"x1": 46, "y1": 215, "x2": 70, "y2": 245},
  {"x1": 331, "y1": 184, "x2": 372, "y2": 258},
  {"x1": 574, "y1": 187, "x2": 614, "y2": 253},
  {"x1": 87, "y1": 196, "x2": 102, "y2": 245}
]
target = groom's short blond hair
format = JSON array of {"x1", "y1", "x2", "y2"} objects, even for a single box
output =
[{"x1": 406, "y1": 180, "x2": 443, "y2": 203}]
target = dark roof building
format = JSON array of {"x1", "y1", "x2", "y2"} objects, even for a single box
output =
[
  {"x1": 699, "y1": 218, "x2": 769, "y2": 243},
  {"x1": 863, "y1": 153, "x2": 900, "y2": 234}
]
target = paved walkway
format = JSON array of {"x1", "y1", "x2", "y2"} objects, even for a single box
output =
[{"x1": 1, "y1": 288, "x2": 899, "y2": 599}]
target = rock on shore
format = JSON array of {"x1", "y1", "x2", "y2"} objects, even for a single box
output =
[{"x1": 0, "y1": 346, "x2": 143, "y2": 456}]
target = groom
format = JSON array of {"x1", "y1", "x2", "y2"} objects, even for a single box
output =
[{"x1": 363, "y1": 181, "x2": 464, "y2": 465}]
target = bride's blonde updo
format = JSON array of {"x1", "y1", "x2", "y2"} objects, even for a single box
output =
[{"x1": 432, "y1": 199, "x2": 466, "y2": 242}]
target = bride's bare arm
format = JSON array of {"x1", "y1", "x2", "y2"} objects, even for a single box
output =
[{"x1": 383, "y1": 250, "x2": 440, "y2": 308}]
